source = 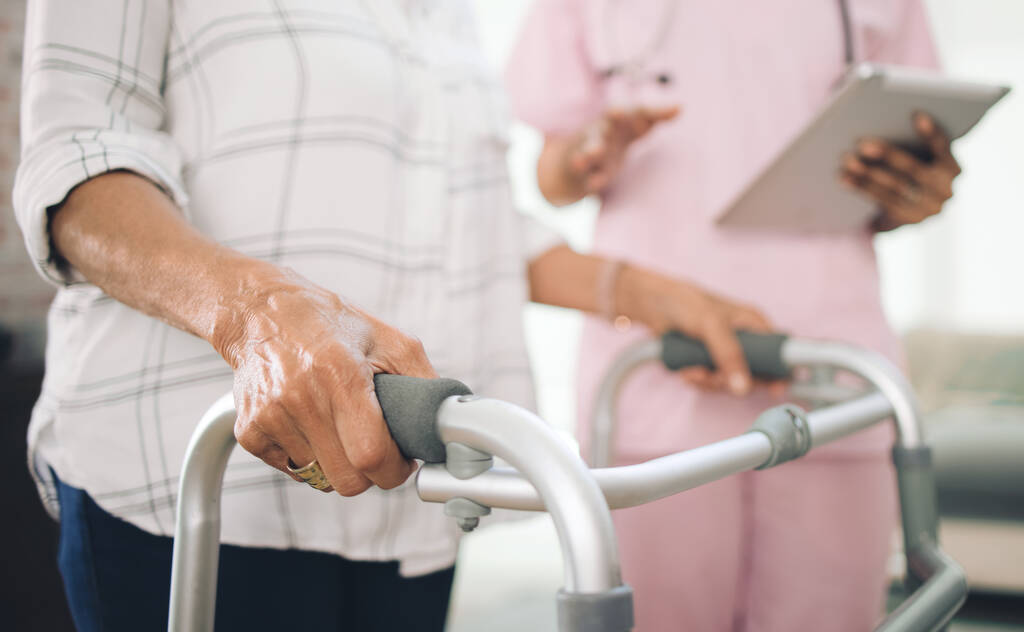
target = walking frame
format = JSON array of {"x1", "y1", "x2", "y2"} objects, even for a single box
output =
[{"x1": 168, "y1": 331, "x2": 966, "y2": 631}]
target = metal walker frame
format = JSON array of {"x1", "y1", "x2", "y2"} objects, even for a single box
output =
[{"x1": 168, "y1": 332, "x2": 966, "y2": 631}]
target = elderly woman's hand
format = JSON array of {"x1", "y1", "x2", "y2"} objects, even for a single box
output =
[
  {"x1": 50, "y1": 171, "x2": 435, "y2": 496},
  {"x1": 214, "y1": 266, "x2": 437, "y2": 495},
  {"x1": 839, "y1": 112, "x2": 961, "y2": 232}
]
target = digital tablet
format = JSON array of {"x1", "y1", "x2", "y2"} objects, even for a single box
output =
[{"x1": 715, "y1": 64, "x2": 1010, "y2": 232}]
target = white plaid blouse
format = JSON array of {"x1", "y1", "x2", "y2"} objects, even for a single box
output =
[{"x1": 14, "y1": 0, "x2": 555, "y2": 576}]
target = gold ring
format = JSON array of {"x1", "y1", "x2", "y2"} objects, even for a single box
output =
[{"x1": 287, "y1": 458, "x2": 331, "y2": 491}]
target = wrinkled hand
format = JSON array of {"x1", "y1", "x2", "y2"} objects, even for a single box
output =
[
  {"x1": 840, "y1": 112, "x2": 961, "y2": 232},
  {"x1": 567, "y1": 106, "x2": 679, "y2": 194},
  {"x1": 616, "y1": 265, "x2": 776, "y2": 396},
  {"x1": 214, "y1": 267, "x2": 436, "y2": 496}
]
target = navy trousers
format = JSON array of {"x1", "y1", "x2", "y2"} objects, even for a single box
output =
[{"x1": 54, "y1": 475, "x2": 454, "y2": 632}]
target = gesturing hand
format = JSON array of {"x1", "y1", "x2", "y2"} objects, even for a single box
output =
[
  {"x1": 567, "y1": 106, "x2": 680, "y2": 195},
  {"x1": 839, "y1": 112, "x2": 961, "y2": 232},
  {"x1": 214, "y1": 267, "x2": 437, "y2": 496}
]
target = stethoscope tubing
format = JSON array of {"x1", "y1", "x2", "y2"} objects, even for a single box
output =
[{"x1": 598, "y1": 0, "x2": 855, "y2": 84}]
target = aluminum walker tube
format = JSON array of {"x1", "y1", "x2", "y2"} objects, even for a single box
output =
[
  {"x1": 167, "y1": 393, "x2": 237, "y2": 632},
  {"x1": 168, "y1": 377, "x2": 630, "y2": 632},
  {"x1": 416, "y1": 390, "x2": 895, "y2": 511}
]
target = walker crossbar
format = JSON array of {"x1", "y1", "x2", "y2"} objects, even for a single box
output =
[
  {"x1": 583, "y1": 331, "x2": 965, "y2": 631},
  {"x1": 416, "y1": 390, "x2": 894, "y2": 512}
]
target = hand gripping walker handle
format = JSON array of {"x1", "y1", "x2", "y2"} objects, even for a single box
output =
[
  {"x1": 660, "y1": 330, "x2": 791, "y2": 380},
  {"x1": 372, "y1": 373, "x2": 473, "y2": 463},
  {"x1": 170, "y1": 374, "x2": 474, "y2": 632},
  {"x1": 172, "y1": 373, "x2": 631, "y2": 632}
]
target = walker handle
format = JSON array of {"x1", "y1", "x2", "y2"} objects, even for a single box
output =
[
  {"x1": 373, "y1": 373, "x2": 473, "y2": 463},
  {"x1": 660, "y1": 330, "x2": 791, "y2": 380}
]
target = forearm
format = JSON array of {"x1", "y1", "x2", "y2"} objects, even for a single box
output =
[
  {"x1": 527, "y1": 244, "x2": 649, "y2": 324},
  {"x1": 51, "y1": 170, "x2": 431, "y2": 490},
  {"x1": 537, "y1": 135, "x2": 587, "y2": 207},
  {"x1": 529, "y1": 244, "x2": 771, "y2": 394},
  {"x1": 49, "y1": 171, "x2": 275, "y2": 357}
]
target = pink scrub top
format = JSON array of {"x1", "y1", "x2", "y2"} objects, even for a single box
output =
[{"x1": 505, "y1": 0, "x2": 939, "y2": 457}]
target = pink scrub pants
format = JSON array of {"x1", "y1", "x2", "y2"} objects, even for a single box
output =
[{"x1": 614, "y1": 453, "x2": 897, "y2": 631}]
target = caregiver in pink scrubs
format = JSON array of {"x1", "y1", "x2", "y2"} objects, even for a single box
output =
[{"x1": 505, "y1": 1, "x2": 961, "y2": 630}]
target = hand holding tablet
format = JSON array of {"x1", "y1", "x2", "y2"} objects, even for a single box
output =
[
  {"x1": 715, "y1": 64, "x2": 1009, "y2": 233},
  {"x1": 841, "y1": 111, "x2": 962, "y2": 232}
]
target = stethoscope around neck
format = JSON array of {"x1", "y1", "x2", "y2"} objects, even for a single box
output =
[{"x1": 598, "y1": 0, "x2": 856, "y2": 87}]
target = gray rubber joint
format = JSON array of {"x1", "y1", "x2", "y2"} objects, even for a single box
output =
[
  {"x1": 748, "y1": 404, "x2": 811, "y2": 469},
  {"x1": 892, "y1": 444, "x2": 932, "y2": 467},
  {"x1": 445, "y1": 442, "x2": 493, "y2": 480},
  {"x1": 444, "y1": 497, "x2": 491, "y2": 532},
  {"x1": 557, "y1": 585, "x2": 634, "y2": 632}
]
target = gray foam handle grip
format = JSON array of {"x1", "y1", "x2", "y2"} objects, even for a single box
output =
[
  {"x1": 660, "y1": 331, "x2": 791, "y2": 380},
  {"x1": 373, "y1": 373, "x2": 473, "y2": 463}
]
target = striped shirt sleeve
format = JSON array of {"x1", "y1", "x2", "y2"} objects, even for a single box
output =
[{"x1": 13, "y1": 0, "x2": 188, "y2": 286}]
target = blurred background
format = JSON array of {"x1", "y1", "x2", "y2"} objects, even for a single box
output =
[
  {"x1": 1, "y1": 0, "x2": 1021, "y2": 630},
  {"x1": 447, "y1": 1, "x2": 1024, "y2": 630}
]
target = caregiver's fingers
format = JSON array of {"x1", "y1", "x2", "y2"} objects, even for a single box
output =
[
  {"x1": 679, "y1": 366, "x2": 722, "y2": 391},
  {"x1": 840, "y1": 167, "x2": 943, "y2": 229},
  {"x1": 914, "y1": 111, "x2": 960, "y2": 174},
  {"x1": 613, "y1": 106, "x2": 680, "y2": 139},
  {"x1": 842, "y1": 157, "x2": 918, "y2": 208},
  {"x1": 872, "y1": 203, "x2": 938, "y2": 232},
  {"x1": 584, "y1": 168, "x2": 616, "y2": 194},
  {"x1": 699, "y1": 318, "x2": 753, "y2": 396},
  {"x1": 855, "y1": 138, "x2": 955, "y2": 200},
  {"x1": 765, "y1": 380, "x2": 789, "y2": 399},
  {"x1": 571, "y1": 133, "x2": 610, "y2": 175},
  {"x1": 641, "y1": 105, "x2": 681, "y2": 123},
  {"x1": 724, "y1": 303, "x2": 773, "y2": 334}
]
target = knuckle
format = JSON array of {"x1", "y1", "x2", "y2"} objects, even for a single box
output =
[
  {"x1": 348, "y1": 438, "x2": 389, "y2": 473},
  {"x1": 402, "y1": 333, "x2": 427, "y2": 358},
  {"x1": 375, "y1": 474, "x2": 406, "y2": 491},
  {"x1": 234, "y1": 421, "x2": 265, "y2": 455},
  {"x1": 277, "y1": 389, "x2": 308, "y2": 416},
  {"x1": 702, "y1": 314, "x2": 734, "y2": 339},
  {"x1": 261, "y1": 406, "x2": 295, "y2": 438}
]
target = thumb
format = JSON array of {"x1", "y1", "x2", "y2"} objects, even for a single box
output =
[{"x1": 644, "y1": 105, "x2": 681, "y2": 123}]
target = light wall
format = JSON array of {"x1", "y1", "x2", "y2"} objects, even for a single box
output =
[{"x1": 878, "y1": 0, "x2": 1024, "y2": 334}]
